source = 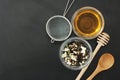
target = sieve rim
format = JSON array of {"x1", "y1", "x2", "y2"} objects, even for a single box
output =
[{"x1": 46, "y1": 15, "x2": 72, "y2": 42}]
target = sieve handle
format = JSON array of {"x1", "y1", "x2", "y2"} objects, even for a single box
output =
[
  {"x1": 63, "y1": 0, "x2": 75, "y2": 16},
  {"x1": 51, "y1": 39, "x2": 55, "y2": 43}
]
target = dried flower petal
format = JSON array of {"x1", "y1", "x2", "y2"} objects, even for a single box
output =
[
  {"x1": 66, "y1": 60, "x2": 71, "y2": 65},
  {"x1": 81, "y1": 45, "x2": 86, "y2": 54},
  {"x1": 61, "y1": 39, "x2": 90, "y2": 67},
  {"x1": 61, "y1": 52, "x2": 67, "y2": 58},
  {"x1": 70, "y1": 54, "x2": 77, "y2": 61},
  {"x1": 63, "y1": 48, "x2": 70, "y2": 51}
]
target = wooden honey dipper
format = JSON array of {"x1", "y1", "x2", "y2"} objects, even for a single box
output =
[{"x1": 75, "y1": 32, "x2": 110, "y2": 80}]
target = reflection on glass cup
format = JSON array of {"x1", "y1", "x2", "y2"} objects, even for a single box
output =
[{"x1": 71, "y1": 6, "x2": 104, "y2": 39}]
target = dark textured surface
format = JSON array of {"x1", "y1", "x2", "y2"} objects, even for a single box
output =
[{"x1": 0, "y1": 0, "x2": 119, "y2": 80}]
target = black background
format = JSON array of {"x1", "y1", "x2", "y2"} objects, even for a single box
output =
[{"x1": 0, "y1": 0, "x2": 119, "y2": 80}]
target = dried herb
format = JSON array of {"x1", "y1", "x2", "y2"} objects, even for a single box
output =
[{"x1": 61, "y1": 39, "x2": 90, "y2": 67}]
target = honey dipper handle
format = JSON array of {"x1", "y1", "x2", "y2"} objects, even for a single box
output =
[{"x1": 75, "y1": 44, "x2": 101, "y2": 80}]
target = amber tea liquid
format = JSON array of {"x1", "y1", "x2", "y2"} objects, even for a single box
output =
[{"x1": 72, "y1": 7, "x2": 104, "y2": 39}]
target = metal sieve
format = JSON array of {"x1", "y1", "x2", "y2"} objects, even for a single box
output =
[{"x1": 46, "y1": 0, "x2": 75, "y2": 43}]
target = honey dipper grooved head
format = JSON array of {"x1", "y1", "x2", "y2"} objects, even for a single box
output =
[{"x1": 97, "y1": 32, "x2": 110, "y2": 46}]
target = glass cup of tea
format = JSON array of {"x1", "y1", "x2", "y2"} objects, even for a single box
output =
[{"x1": 71, "y1": 6, "x2": 105, "y2": 39}]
